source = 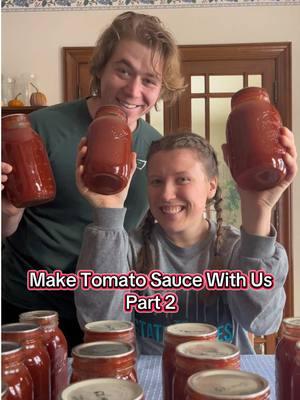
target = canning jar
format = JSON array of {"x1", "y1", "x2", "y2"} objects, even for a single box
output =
[
  {"x1": 2, "y1": 113, "x2": 56, "y2": 207},
  {"x1": 2, "y1": 322, "x2": 51, "y2": 400},
  {"x1": 83, "y1": 105, "x2": 132, "y2": 195},
  {"x1": 185, "y1": 369, "x2": 270, "y2": 400},
  {"x1": 1, "y1": 341, "x2": 34, "y2": 400},
  {"x1": 162, "y1": 323, "x2": 217, "y2": 400},
  {"x1": 71, "y1": 341, "x2": 137, "y2": 383},
  {"x1": 276, "y1": 317, "x2": 300, "y2": 400},
  {"x1": 84, "y1": 320, "x2": 136, "y2": 348},
  {"x1": 19, "y1": 310, "x2": 68, "y2": 400},
  {"x1": 226, "y1": 87, "x2": 286, "y2": 191}
]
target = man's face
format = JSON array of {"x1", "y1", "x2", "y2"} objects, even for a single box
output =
[{"x1": 98, "y1": 39, "x2": 163, "y2": 132}]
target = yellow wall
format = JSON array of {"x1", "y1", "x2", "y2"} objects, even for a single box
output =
[{"x1": 2, "y1": 6, "x2": 300, "y2": 313}]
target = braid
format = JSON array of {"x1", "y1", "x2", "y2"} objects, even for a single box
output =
[{"x1": 135, "y1": 210, "x2": 156, "y2": 274}]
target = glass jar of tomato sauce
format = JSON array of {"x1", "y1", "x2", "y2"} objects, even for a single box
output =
[
  {"x1": 1, "y1": 341, "x2": 34, "y2": 400},
  {"x1": 2, "y1": 113, "x2": 56, "y2": 207},
  {"x1": 185, "y1": 369, "x2": 270, "y2": 400},
  {"x1": 83, "y1": 105, "x2": 132, "y2": 195},
  {"x1": 19, "y1": 310, "x2": 68, "y2": 400},
  {"x1": 291, "y1": 341, "x2": 300, "y2": 400},
  {"x1": 276, "y1": 317, "x2": 300, "y2": 400},
  {"x1": 173, "y1": 341, "x2": 240, "y2": 400},
  {"x1": 60, "y1": 378, "x2": 144, "y2": 400},
  {"x1": 226, "y1": 87, "x2": 286, "y2": 191},
  {"x1": 162, "y1": 323, "x2": 217, "y2": 400},
  {"x1": 2, "y1": 322, "x2": 51, "y2": 400},
  {"x1": 84, "y1": 320, "x2": 136, "y2": 348},
  {"x1": 71, "y1": 341, "x2": 137, "y2": 383}
]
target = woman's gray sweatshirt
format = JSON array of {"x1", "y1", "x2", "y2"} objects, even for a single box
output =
[{"x1": 75, "y1": 208, "x2": 288, "y2": 354}]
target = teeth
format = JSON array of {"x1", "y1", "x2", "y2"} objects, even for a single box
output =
[
  {"x1": 119, "y1": 100, "x2": 139, "y2": 109},
  {"x1": 161, "y1": 206, "x2": 184, "y2": 214}
]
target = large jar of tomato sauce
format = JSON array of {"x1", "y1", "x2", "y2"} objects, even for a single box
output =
[
  {"x1": 173, "y1": 341, "x2": 240, "y2": 400},
  {"x1": 292, "y1": 341, "x2": 300, "y2": 400},
  {"x1": 162, "y1": 323, "x2": 217, "y2": 400},
  {"x1": 276, "y1": 317, "x2": 300, "y2": 400},
  {"x1": 226, "y1": 87, "x2": 286, "y2": 191},
  {"x1": 2, "y1": 323, "x2": 51, "y2": 400},
  {"x1": 19, "y1": 310, "x2": 68, "y2": 400},
  {"x1": 71, "y1": 341, "x2": 137, "y2": 383},
  {"x1": 83, "y1": 105, "x2": 132, "y2": 195},
  {"x1": 84, "y1": 320, "x2": 136, "y2": 348},
  {"x1": 185, "y1": 369, "x2": 270, "y2": 400},
  {"x1": 2, "y1": 113, "x2": 56, "y2": 207},
  {"x1": 60, "y1": 378, "x2": 144, "y2": 400},
  {"x1": 1, "y1": 341, "x2": 34, "y2": 400}
]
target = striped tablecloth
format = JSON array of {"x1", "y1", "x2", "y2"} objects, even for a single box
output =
[{"x1": 137, "y1": 355, "x2": 276, "y2": 400}]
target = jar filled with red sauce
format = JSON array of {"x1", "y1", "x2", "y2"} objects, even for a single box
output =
[
  {"x1": 276, "y1": 317, "x2": 300, "y2": 400},
  {"x1": 83, "y1": 105, "x2": 132, "y2": 195},
  {"x1": 2, "y1": 113, "x2": 56, "y2": 207},
  {"x1": 19, "y1": 310, "x2": 68, "y2": 400},
  {"x1": 226, "y1": 87, "x2": 286, "y2": 191},
  {"x1": 291, "y1": 341, "x2": 300, "y2": 400},
  {"x1": 1, "y1": 341, "x2": 34, "y2": 400},
  {"x1": 162, "y1": 323, "x2": 217, "y2": 400},
  {"x1": 71, "y1": 341, "x2": 137, "y2": 383},
  {"x1": 84, "y1": 320, "x2": 136, "y2": 348},
  {"x1": 185, "y1": 369, "x2": 270, "y2": 400},
  {"x1": 60, "y1": 378, "x2": 144, "y2": 400},
  {"x1": 2, "y1": 322, "x2": 51, "y2": 400},
  {"x1": 173, "y1": 341, "x2": 240, "y2": 400}
]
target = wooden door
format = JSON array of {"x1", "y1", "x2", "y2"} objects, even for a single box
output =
[{"x1": 63, "y1": 43, "x2": 293, "y2": 353}]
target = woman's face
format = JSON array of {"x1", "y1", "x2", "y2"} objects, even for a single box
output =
[
  {"x1": 147, "y1": 148, "x2": 217, "y2": 246},
  {"x1": 98, "y1": 39, "x2": 163, "y2": 132}
]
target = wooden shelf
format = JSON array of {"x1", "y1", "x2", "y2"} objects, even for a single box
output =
[{"x1": 2, "y1": 106, "x2": 46, "y2": 116}]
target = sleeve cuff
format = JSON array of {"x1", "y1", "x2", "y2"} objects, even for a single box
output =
[
  {"x1": 239, "y1": 225, "x2": 277, "y2": 259},
  {"x1": 93, "y1": 208, "x2": 127, "y2": 230}
]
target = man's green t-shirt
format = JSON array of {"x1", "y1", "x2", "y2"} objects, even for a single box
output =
[{"x1": 2, "y1": 99, "x2": 161, "y2": 318}]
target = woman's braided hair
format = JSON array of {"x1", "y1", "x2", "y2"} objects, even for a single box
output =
[{"x1": 135, "y1": 133, "x2": 223, "y2": 275}]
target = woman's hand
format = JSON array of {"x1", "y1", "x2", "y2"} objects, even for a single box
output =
[
  {"x1": 1, "y1": 162, "x2": 25, "y2": 217},
  {"x1": 75, "y1": 137, "x2": 137, "y2": 209}
]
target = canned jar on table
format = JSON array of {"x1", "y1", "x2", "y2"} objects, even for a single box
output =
[{"x1": 84, "y1": 320, "x2": 136, "y2": 348}]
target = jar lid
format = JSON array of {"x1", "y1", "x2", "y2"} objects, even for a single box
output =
[
  {"x1": 283, "y1": 317, "x2": 300, "y2": 328},
  {"x1": 2, "y1": 322, "x2": 40, "y2": 334},
  {"x1": 60, "y1": 378, "x2": 143, "y2": 400},
  {"x1": 165, "y1": 323, "x2": 217, "y2": 338},
  {"x1": 19, "y1": 310, "x2": 58, "y2": 326},
  {"x1": 85, "y1": 320, "x2": 133, "y2": 333},
  {"x1": 72, "y1": 341, "x2": 134, "y2": 359},
  {"x1": 1, "y1": 341, "x2": 22, "y2": 355},
  {"x1": 187, "y1": 369, "x2": 270, "y2": 398},
  {"x1": 176, "y1": 341, "x2": 240, "y2": 360}
]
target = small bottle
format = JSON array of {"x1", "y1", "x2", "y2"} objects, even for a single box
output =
[
  {"x1": 226, "y1": 87, "x2": 286, "y2": 191},
  {"x1": 60, "y1": 378, "x2": 144, "y2": 400},
  {"x1": 19, "y1": 310, "x2": 68, "y2": 400},
  {"x1": 2, "y1": 323, "x2": 51, "y2": 400},
  {"x1": 185, "y1": 369, "x2": 270, "y2": 400},
  {"x1": 1, "y1": 341, "x2": 34, "y2": 400},
  {"x1": 83, "y1": 105, "x2": 132, "y2": 195},
  {"x1": 276, "y1": 317, "x2": 300, "y2": 400},
  {"x1": 2, "y1": 114, "x2": 56, "y2": 207},
  {"x1": 173, "y1": 341, "x2": 240, "y2": 400},
  {"x1": 84, "y1": 320, "x2": 136, "y2": 348},
  {"x1": 162, "y1": 323, "x2": 217, "y2": 400},
  {"x1": 71, "y1": 341, "x2": 137, "y2": 383}
]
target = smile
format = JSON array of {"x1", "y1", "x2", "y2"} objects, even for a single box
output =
[
  {"x1": 160, "y1": 205, "x2": 185, "y2": 215},
  {"x1": 118, "y1": 99, "x2": 142, "y2": 109}
]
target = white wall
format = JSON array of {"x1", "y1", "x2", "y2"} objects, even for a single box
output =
[{"x1": 2, "y1": 5, "x2": 300, "y2": 313}]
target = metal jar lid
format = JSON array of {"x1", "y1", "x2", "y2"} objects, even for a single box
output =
[
  {"x1": 2, "y1": 322, "x2": 40, "y2": 334},
  {"x1": 165, "y1": 323, "x2": 217, "y2": 338},
  {"x1": 282, "y1": 317, "x2": 300, "y2": 328},
  {"x1": 72, "y1": 341, "x2": 134, "y2": 359},
  {"x1": 1, "y1": 341, "x2": 22, "y2": 355},
  {"x1": 187, "y1": 369, "x2": 270, "y2": 399},
  {"x1": 85, "y1": 320, "x2": 134, "y2": 333},
  {"x1": 60, "y1": 378, "x2": 144, "y2": 400},
  {"x1": 176, "y1": 341, "x2": 240, "y2": 360}
]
